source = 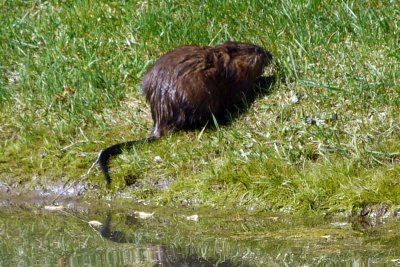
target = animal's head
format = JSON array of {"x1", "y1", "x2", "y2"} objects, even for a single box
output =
[{"x1": 217, "y1": 41, "x2": 273, "y2": 81}]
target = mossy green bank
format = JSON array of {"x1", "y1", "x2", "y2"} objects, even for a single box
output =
[{"x1": 0, "y1": 0, "x2": 399, "y2": 214}]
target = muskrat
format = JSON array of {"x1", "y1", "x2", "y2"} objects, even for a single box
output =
[{"x1": 98, "y1": 41, "x2": 273, "y2": 186}]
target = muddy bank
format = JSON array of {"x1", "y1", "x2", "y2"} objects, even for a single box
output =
[
  {"x1": 0, "y1": 180, "x2": 96, "y2": 209},
  {"x1": 1, "y1": 179, "x2": 400, "y2": 233}
]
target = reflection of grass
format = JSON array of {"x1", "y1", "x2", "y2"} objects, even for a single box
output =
[
  {"x1": 0, "y1": 1, "x2": 399, "y2": 213},
  {"x1": 0, "y1": 209, "x2": 100, "y2": 266}
]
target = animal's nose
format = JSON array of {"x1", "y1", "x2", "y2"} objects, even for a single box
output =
[{"x1": 264, "y1": 50, "x2": 273, "y2": 61}]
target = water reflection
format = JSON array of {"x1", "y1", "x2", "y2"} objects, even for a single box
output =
[
  {"x1": 152, "y1": 246, "x2": 241, "y2": 267},
  {"x1": 1, "y1": 201, "x2": 400, "y2": 266},
  {"x1": 100, "y1": 213, "x2": 133, "y2": 243},
  {"x1": 99, "y1": 213, "x2": 243, "y2": 266}
]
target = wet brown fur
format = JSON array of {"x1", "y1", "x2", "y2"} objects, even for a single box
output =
[{"x1": 98, "y1": 41, "x2": 273, "y2": 186}]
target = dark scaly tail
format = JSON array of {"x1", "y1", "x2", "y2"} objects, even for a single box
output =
[{"x1": 98, "y1": 138, "x2": 153, "y2": 186}]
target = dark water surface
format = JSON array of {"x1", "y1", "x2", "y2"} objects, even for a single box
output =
[{"x1": 1, "y1": 196, "x2": 400, "y2": 267}]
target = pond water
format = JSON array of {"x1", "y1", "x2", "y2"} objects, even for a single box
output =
[{"x1": 1, "y1": 196, "x2": 400, "y2": 267}]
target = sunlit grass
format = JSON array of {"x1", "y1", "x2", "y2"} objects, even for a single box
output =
[{"x1": 0, "y1": 0, "x2": 399, "y2": 214}]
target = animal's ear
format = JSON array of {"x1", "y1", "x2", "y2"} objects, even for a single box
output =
[
  {"x1": 217, "y1": 47, "x2": 238, "y2": 81},
  {"x1": 219, "y1": 49, "x2": 231, "y2": 69}
]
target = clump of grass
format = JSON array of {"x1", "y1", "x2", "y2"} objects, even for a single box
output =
[{"x1": 0, "y1": 1, "x2": 399, "y2": 214}]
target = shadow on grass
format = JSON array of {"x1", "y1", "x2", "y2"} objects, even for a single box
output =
[{"x1": 216, "y1": 74, "x2": 277, "y2": 127}]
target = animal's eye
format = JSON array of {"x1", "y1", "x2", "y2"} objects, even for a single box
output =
[{"x1": 228, "y1": 47, "x2": 238, "y2": 53}]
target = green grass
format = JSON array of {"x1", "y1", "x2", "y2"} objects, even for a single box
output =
[{"x1": 0, "y1": 0, "x2": 399, "y2": 214}]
